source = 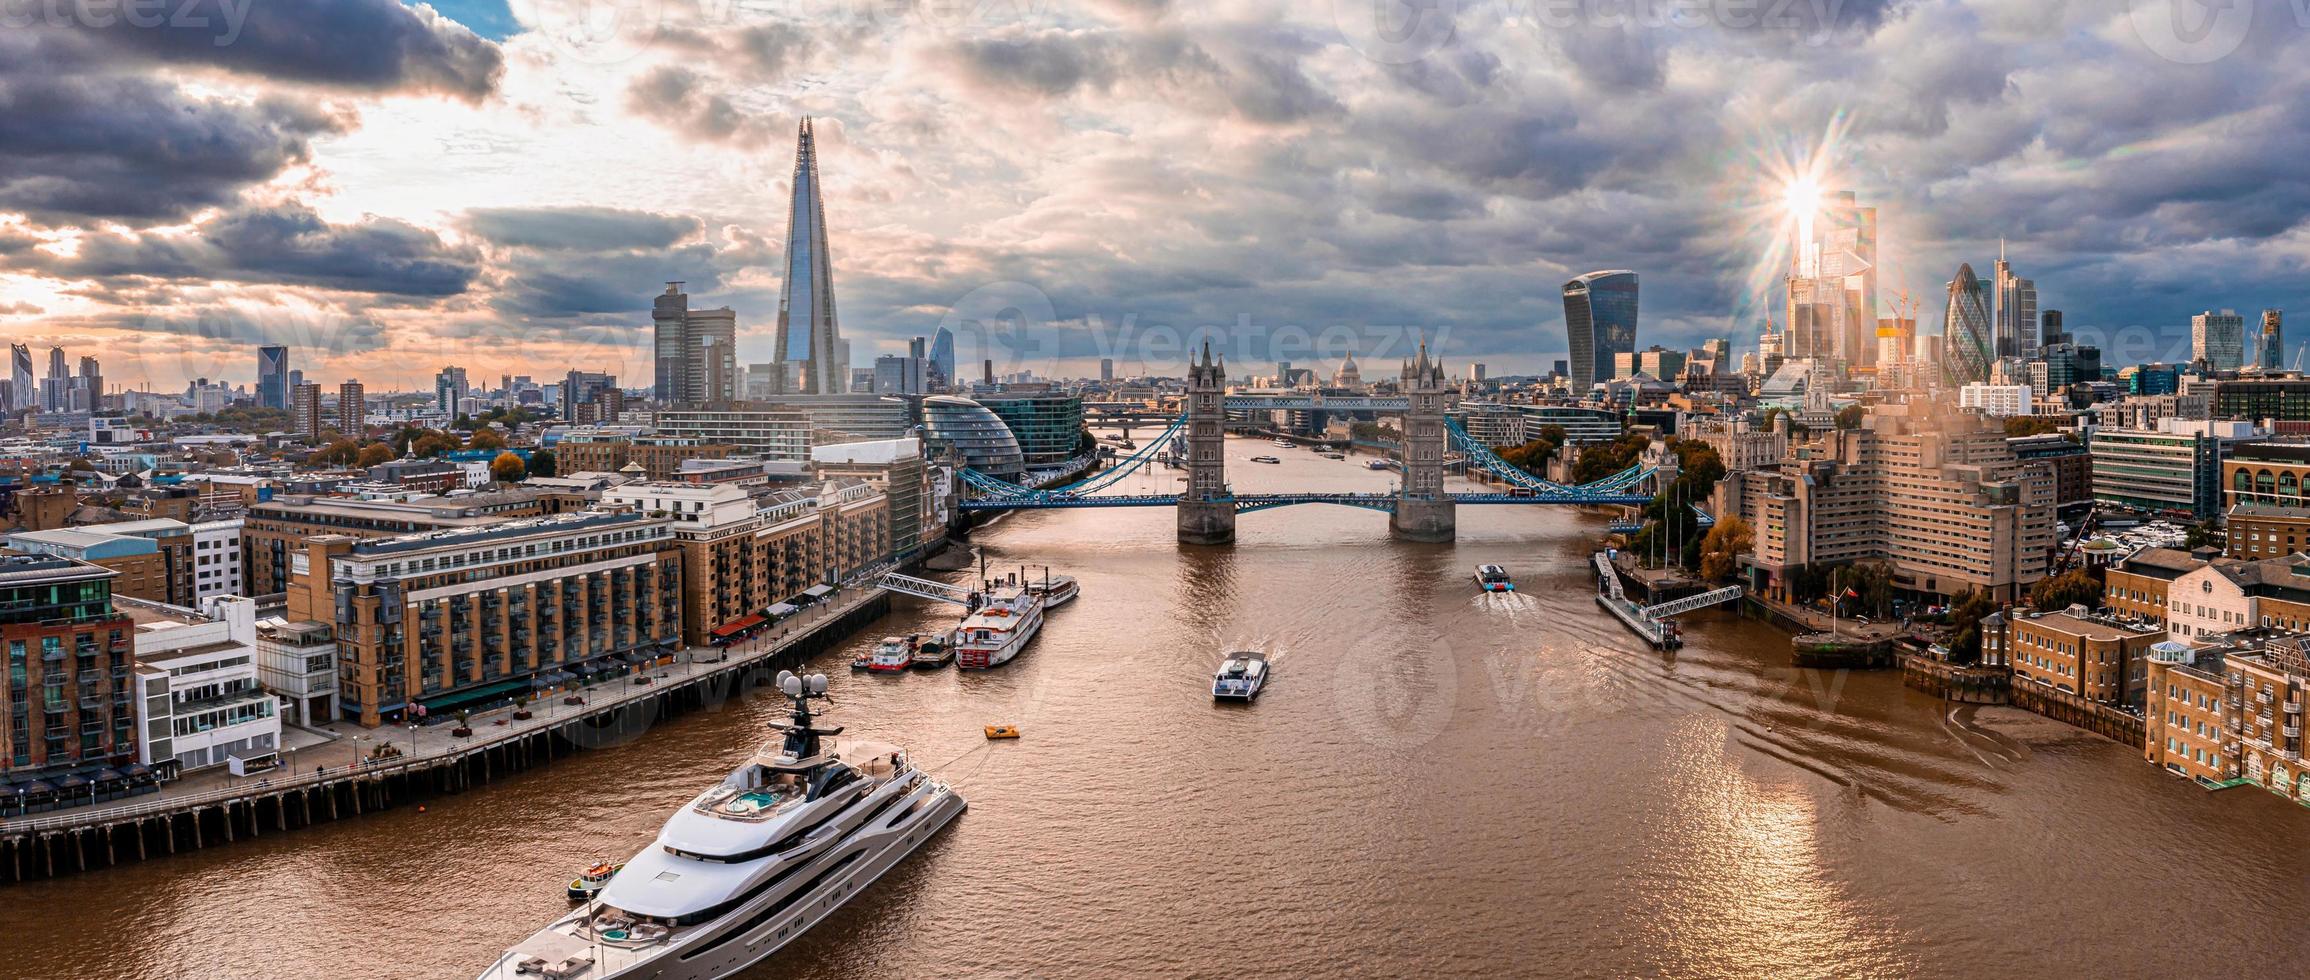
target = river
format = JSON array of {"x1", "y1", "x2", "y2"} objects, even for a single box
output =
[{"x1": 7, "y1": 435, "x2": 2308, "y2": 979}]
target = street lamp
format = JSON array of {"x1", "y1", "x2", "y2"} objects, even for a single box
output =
[{"x1": 349, "y1": 734, "x2": 370, "y2": 770}]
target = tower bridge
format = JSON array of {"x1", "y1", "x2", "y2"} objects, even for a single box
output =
[{"x1": 960, "y1": 344, "x2": 1660, "y2": 542}]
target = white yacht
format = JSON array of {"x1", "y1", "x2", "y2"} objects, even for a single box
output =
[
  {"x1": 1212, "y1": 654, "x2": 1269, "y2": 701},
  {"x1": 475, "y1": 672, "x2": 965, "y2": 980},
  {"x1": 1271, "y1": 437, "x2": 1294, "y2": 448},
  {"x1": 952, "y1": 587, "x2": 1046, "y2": 669}
]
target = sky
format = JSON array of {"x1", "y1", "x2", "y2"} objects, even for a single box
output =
[{"x1": 2, "y1": 0, "x2": 2308, "y2": 392}]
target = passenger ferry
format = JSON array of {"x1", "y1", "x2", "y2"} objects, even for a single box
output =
[
  {"x1": 1271, "y1": 437, "x2": 1295, "y2": 448},
  {"x1": 864, "y1": 636, "x2": 917, "y2": 673},
  {"x1": 1211, "y1": 654, "x2": 1269, "y2": 701},
  {"x1": 952, "y1": 588, "x2": 1046, "y2": 670},
  {"x1": 477, "y1": 672, "x2": 964, "y2": 980},
  {"x1": 1025, "y1": 574, "x2": 1080, "y2": 608},
  {"x1": 1365, "y1": 459, "x2": 1392, "y2": 470},
  {"x1": 1475, "y1": 564, "x2": 1515, "y2": 592}
]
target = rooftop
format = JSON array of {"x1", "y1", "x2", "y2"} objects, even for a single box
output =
[{"x1": 349, "y1": 509, "x2": 662, "y2": 558}]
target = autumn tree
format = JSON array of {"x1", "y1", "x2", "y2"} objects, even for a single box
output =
[
  {"x1": 467, "y1": 428, "x2": 507, "y2": 452},
  {"x1": 1698, "y1": 515, "x2": 1753, "y2": 581},
  {"x1": 489, "y1": 451, "x2": 526, "y2": 483},
  {"x1": 313, "y1": 439, "x2": 360, "y2": 466},
  {"x1": 2028, "y1": 568, "x2": 2103, "y2": 612},
  {"x1": 354, "y1": 442, "x2": 396, "y2": 467}
]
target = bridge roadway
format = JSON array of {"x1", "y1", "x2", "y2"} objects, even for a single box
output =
[{"x1": 959, "y1": 490, "x2": 1653, "y2": 512}]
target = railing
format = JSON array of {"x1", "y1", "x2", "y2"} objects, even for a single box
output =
[{"x1": 1640, "y1": 585, "x2": 1744, "y2": 622}]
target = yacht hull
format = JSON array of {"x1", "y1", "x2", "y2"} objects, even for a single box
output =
[{"x1": 478, "y1": 783, "x2": 966, "y2": 980}]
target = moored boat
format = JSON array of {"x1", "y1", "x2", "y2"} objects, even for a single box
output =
[
  {"x1": 1026, "y1": 574, "x2": 1080, "y2": 608},
  {"x1": 567, "y1": 861, "x2": 623, "y2": 903},
  {"x1": 951, "y1": 588, "x2": 1045, "y2": 670}
]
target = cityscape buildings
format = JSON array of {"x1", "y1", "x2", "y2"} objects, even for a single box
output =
[
  {"x1": 257, "y1": 346, "x2": 289, "y2": 411},
  {"x1": 1941, "y1": 263, "x2": 1993, "y2": 387},
  {"x1": 651, "y1": 283, "x2": 738, "y2": 406}
]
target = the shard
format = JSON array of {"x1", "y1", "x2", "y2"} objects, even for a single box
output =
[{"x1": 773, "y1": 117, "x2": 847, "y2": 394}]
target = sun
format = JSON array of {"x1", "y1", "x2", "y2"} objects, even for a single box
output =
[{"x1": 1783, "y1": 176, "x2": 1822, "y2": 222}]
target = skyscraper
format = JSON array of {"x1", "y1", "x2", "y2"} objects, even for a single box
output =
[
  {"x1": 2260, "y1": 309, "x2": 2285, "y2": 371},
  {"x1": 1785, "y1": 191, "x2": 1877, "y2": 370},
  {"x1": 6, "y1": 344, "x2": 30, "y2": 413},
  {"x1": 1992, "y1": 245, "x2": 2037, "y2": 359},
  {"x1": 2040, "y1": 309, "x2": 2066, "y2": 347},
  {"x1": 338, "y1": 380, "x2": 366, "y2": 435},
  {"x1": 772, "y1": 117, "x2": 847, "y2": 395},
  {"x1": 2191, "y1": 310, "x2": 2246, "y2": 371},
  {"x1": 1942, "y1": 263, "x2": 1993, "y2": 387},
  {"x1": 652, "y1": 283, "x2": 739, "y2": 406},
  {"x1": 928, "y1": 327, "x2": 956, "y2": 390},
  {"x1": 435, "y1": 366, "x2": 469, "y2": 415},
  {"x1": 1562, "y1": 270, "x2": 1639, "y2": 395},
  {"x1": 41, "y1": 345, "x2": 66, "y2": 412},
  {"x1": 257, "y1": 345, "x2": 290, "y2": 410},
  {"x1": 291, "y1": 381, "x2": 324, "y2": 441},
  {"x1": 561, "y1": 370, "x2": 618, "y2": 424},
  {"x1": 76, "y1": 355, "x2": 100, "y2": 412}
]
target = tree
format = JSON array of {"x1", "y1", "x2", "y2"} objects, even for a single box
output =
[
  {"x1": 312, "y1": 439, "x2": 360, "y2": 466},
  {"x1": 467, "y1": 428, "x2": 506, "y2": 452},
  {"x1": 354, "y1": 442, "x2": 396, "y2": 467},
  {"x1": 489, "y1": 450, "x2": 526, "y2": 483},
  {"x1": 1943, "y1": 588, "x2": 2004, "y2": 663},
  {"x1": 1834, "y1": 404, "x2": 1864, "y2": 430},
  {"x1": 411, "y1": 432, "x2": 459, "y2": 458},
  {"x1": 2184, "y1": 520, "x2": 2222, "y2": 551},
  {"x1": 2029, "y1": 568, "x2": 2103, "y2": 612},
  {"x1": 528, "y1": 448, "x2": 557, "y2": 478},
  {"x1": 2003, "y1": 415, "x2": 2063, "y2": 437},
  {"x1": 1698, "y1": 515, "x2": 1753, "y2": 581}
]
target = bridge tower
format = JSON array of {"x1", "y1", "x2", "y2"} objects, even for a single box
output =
[
  {"x1": 1178, "y1": 340, "x2": 1236, "y2": 544},
  {"x1": 1390, "y1": 339, "x2": 1455, "y2": 542}
]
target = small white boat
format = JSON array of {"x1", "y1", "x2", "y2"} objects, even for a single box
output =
[
  {"x1": 1250, "y1": 455, "x2": 1281, "y2": 464},
  {"x1": 1475, "y1": 564, "x2": 1515, "y2": 593},
  {"x1": 1026, "y1": 574, "x2": 1080, "y2": 608},
  {"x1": 1272, "y1": 438, "x2": 1294, "y2": 448},
  {"x1": 1212, "y1": 654, "x2": 1269, "y2": 701}
]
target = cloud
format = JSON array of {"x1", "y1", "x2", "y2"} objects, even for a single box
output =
[
  {"x1": 76, "y1": 0, "x2": 504, "y2": 102},
  {"x1": 28, "y1": 202, "x2": 481, "y2": 297}
]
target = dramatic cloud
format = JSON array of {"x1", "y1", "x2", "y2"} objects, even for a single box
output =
[{"x1": 5, "y1": 0, "x2": 2310, "y2": 387}]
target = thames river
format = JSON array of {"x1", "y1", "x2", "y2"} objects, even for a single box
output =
[{"x1": 8, "y1": 435, "x2": 2310, "y2": 979}]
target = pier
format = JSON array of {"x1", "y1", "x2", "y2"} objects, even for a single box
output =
[
  {"x1": 0, "y1": 582, "x2": 898, "y2": 883},
  {"x1": 1592, "y1": 553, "x2": 1741, "y2": 649}
]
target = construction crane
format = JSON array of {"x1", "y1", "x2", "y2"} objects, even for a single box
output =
[
  {"x1": 2052, "y1": 501, "x2": 2102, "y2": 574},
  {"x1": 2293, "y1": 340, "x2": 2308, "y2": 373}
]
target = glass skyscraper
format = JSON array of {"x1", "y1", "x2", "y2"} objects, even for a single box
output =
[
  {"x1": 928, "y1": 327, "x2": 956, "y2": 389},
  {"x1": 1562, "y1": 270, "x2": 1638, "y2": 394},
  {"x1": 773, "y1": 118, "x2": 847, "y2": 395},
  {"x1": 1942, "y1": 263, "x2": 1992, "y2": 387},
  {"x1": 2192, "y1": 310, "x2": 2246, "y2": 371},
  {"x1": 257, "y1": 345, "x2": 289, "y2": 410},
  {"x1": 921, "y1": 396, "x2": 1025, "y2": 481},
  {"x1": 977, "y1": 393, "x2": 1086, "y2": 466}
]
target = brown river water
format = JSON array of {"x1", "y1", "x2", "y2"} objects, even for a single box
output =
[{"x1": 6, "y1": 435, "x2": 2308, "y2": 979}]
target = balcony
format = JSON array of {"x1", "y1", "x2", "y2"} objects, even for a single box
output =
[
  {"x1": 2287, "y1": 700, "x2": 2303, "y2": 715},
  {"x1": 39, "y1": 647, "x2": 64, "y2": 663},
  {"x1": 77, "y1": 695, "x2": 102, "y2": 710},
  {"x1": 2258, "y1": 690, "x2": 2275, "y2": 704},
  {"x1": 2288, "y1": 725, "x2": 2303, "y2": 739}
]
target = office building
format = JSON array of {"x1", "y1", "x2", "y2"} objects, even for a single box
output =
[
  {"x1": 7, "y1": 343, "x2": 31, "y2": 414},
  {"x1": 190, "y1": 519, "x2": 244, "y2": 601},
  {"x1": 2008, "y1": 433, "x2": 2094, "y2": 514},
  {"x1": 1100, "y1": 358, "x2": 1116, "y2": 382},
  {"x1": 242, "y1": 490, "x2": 566, "y2": 596},
  {"x1": 434, "y1": 366, "x2": 469, "y2": 416},
  {"x1": 771, "y1": 118, "x2": 848, "y2": 395},
  {"x1": 928, "y1": 327, "x2": 956, "y2": 389},
  {"x1": 921, "y1": 396, "x2": 1026, "y2": 481},
  {"x1": 1612, "y1": 346, "x2": 1686, "y2": 381},
  {"x1": 121, "y1": 595, "x2": 279, "y2": 775},
  {"x1": 2261, "y1": 310, "x2": 2286, "y2": 371},
  {"x1": 286, "y1": 511, "x2": 685, "y2": 727},
  {"x1": 2193, "y1": 310, "x2": 2247, "y2": 371},
  {"x1": 290, "y1": 381, "x2": 324, "y2": 441},
  {"x1": 653, "y1": 407, "x2": 815, "y2": 460},
  {"x1": 2211, "y1": 377, "x2": 2310, "y2": 434},
  {"x1": 653, "y1": 283, "x2": 739, "y2": 406},
  {"x1": 813, "y1": 437, "x2": 935, "y2": 560},
  {"x1": 2089, "y1": 419, "x2": 2259, "y2": 519},
  {"x1": 255, "y1": 617, "x2": 337, "y2": 726},
  {"x1": 1942, "y1": 263, "x2": 1993, "y2": 387},
  {"x1": 338, "y1": 380, "x2": 366, "y2": 435},
  {"x1": 1785, "y1": 192, "x2": 1877, "y2": 370},
  {"x1": 976, "y1": 392, "x2": 1086, "y2": 466},
  {"x1": 1991, "y1": 249, "x2": 2037, "y2": 358},
  {"x1": 552, "y1": 433, "x2": 732, "y2": 481},
  {"x1": 560, "y1": 370, "x2": 619, "y2": 424},
  {"x1": 1563, "y1": 270, "x2": 1639, "y2": 394},
  {"x1": 1996, "y1": 607, "x2": 2162, "y2": 707},
  {"x1": 1959, "y1": 383, "x2": 2035, "y2": 417},
  {"x1": 257, "y1": 345, "x2": 290, "y2": 410},
  {"x1": 0, "y1": 555, "x2": 138, "y2": 783}
]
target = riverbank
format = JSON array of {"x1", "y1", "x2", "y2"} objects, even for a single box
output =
[{"x1": 0, "y1": 578, "x2": 903, "y2": 883}]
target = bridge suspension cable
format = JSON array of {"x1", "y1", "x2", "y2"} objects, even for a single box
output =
[{"x1": 960, "y1": 413, "x2": 1188, "y2": 500}]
